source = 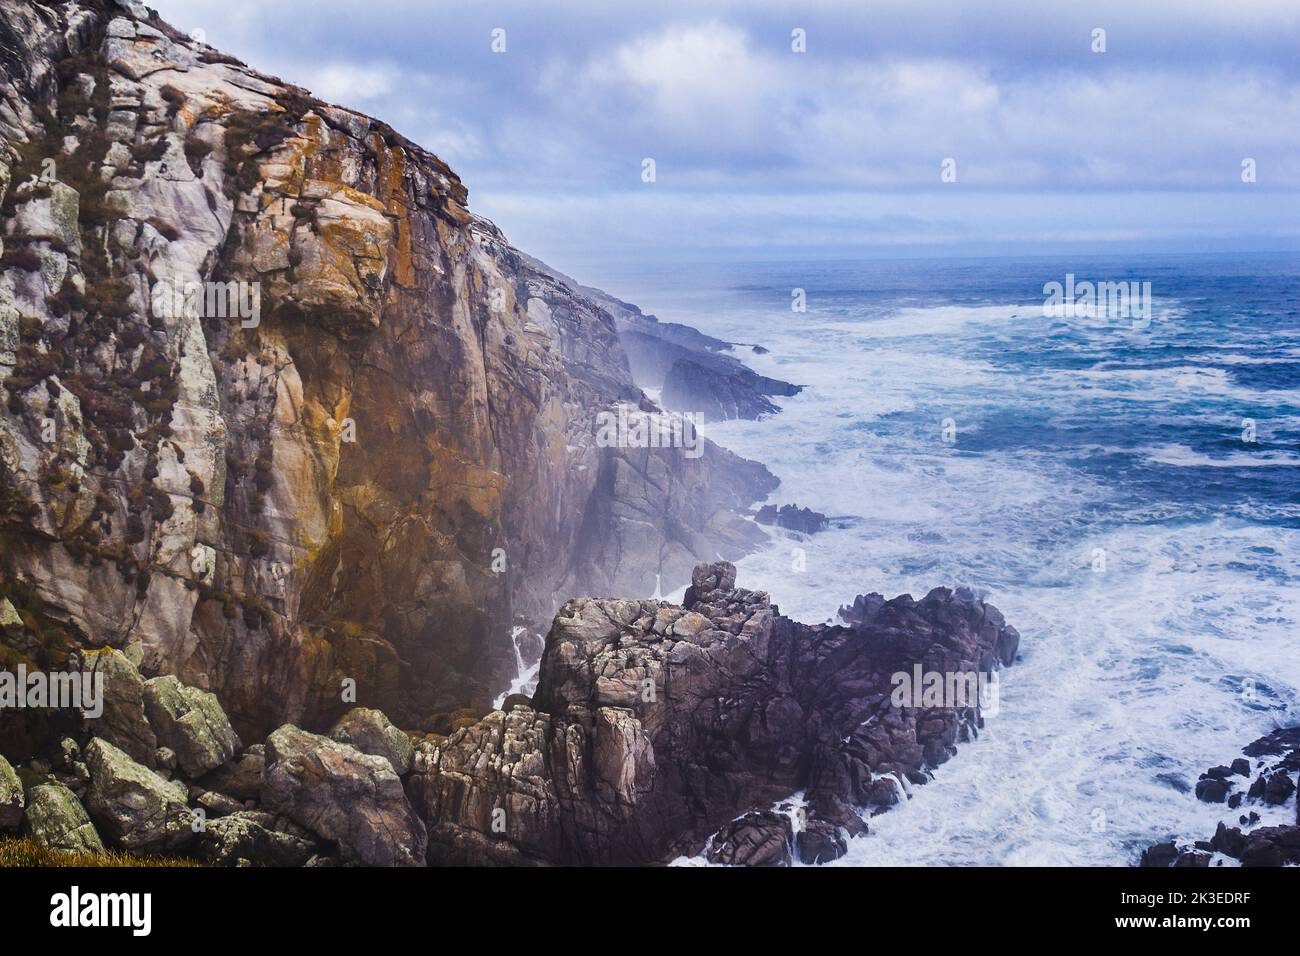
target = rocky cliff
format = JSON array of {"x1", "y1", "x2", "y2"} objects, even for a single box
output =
[
  {"x1": 0, "y1": 560, "x2": 1019, "y2": 867},
  {"x1": 0, "y1": 0, "x2": 777, "y2": 746}
]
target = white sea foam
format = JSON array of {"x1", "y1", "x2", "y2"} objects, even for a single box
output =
[{"x1": 681, "y1": 296, "x2": 1300, "y2": 866}]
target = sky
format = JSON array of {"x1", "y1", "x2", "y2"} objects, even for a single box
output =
[{"x1": 150, "y1": 0, "x2": 1300, "y2": 277}]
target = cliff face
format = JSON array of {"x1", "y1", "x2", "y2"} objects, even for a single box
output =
[{"x1": 0, "y1": 0, "x2": 773, "y2": 743}]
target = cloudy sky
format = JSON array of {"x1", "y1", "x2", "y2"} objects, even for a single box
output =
[{"x1": 151, "y1": 0, "x2": 1300, "y2": 276}]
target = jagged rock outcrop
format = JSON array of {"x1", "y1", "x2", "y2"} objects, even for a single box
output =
[
  {"x1": 1142, "y1": 727, "x2": 1300, "y2": 867},
  {"x1": 0, "y1": 0, "x2": 776, "y2": 745},
  {"x1": 661, "y1": 357, "x2": 800, "y2": 422},
  {"x1": 410, "y1": 560, "x2": 1018, "y2": 865},
  {"x1": 515, "y1": 252, "x2": 800, "y2": 421}
]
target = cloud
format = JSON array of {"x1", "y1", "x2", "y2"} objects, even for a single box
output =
[{"x1": 148, "y1": 0, "x2": 1300, "y2": 267}]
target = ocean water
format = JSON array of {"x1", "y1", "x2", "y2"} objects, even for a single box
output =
[{"x1": 599, "y1": 252, "x2": 1300, "y2": 866}]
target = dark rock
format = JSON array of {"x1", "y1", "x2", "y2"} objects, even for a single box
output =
[
  {"x1": 1230, "y1": 758, "x2": 1251, "y2": 777},
  {"x1": 1174, "y1": 850, "x2": 1211, "y2": 867},
  {"x1": 1195, "y1": 778, "x2": 1230, "y2": 803},
  {"x1": 796, "y1": 819, "x2": 848, "y2": 864},
  {"x1": 755, "y1": 504, "x2": 830, "y2": 535},
  {"x1": 1211, "y1": 822, "x2": 1245, "y2": 858},
  {"x1": 705, "y1": 812, "x2": 793, "y2": 867},
  {"x1": 1139, "y1": 841, "x2": 1178, "y2": 867},
  {"x1": 0, "y1": 754, "x2": 22, "y2": 830},
  {"x1": 1263, "y1": 772, "x2": 1296, "y2": 805},
  {"x1": 1239, "y1": 837, "x2": 1284, "y2": 867},
  {"x1": 662, "y1": 357, "x2": 797, "y2": 422},
  {"x1": 411, "y1": 561, "x2": 1020, "y2": 865}
]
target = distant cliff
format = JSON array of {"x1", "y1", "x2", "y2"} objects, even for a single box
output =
[{"x1": 0, "y1": 0, "x2": 777, "y2": 743}]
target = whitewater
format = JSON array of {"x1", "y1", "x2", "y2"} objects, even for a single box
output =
[{"x1": 606, "y1": 253, "x2": 1300, "y2": 866}]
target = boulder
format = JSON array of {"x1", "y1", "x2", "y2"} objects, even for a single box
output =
[
  {"x1": 755, "y1": 504, "x2": 829, "y2": 535},
  {"x1": 79, "y1": 650, "x2": 157, "y2": 768},
  {"x1": 796, "y1": 818, "x2": 848, "y2": 864},
  {"x1": 21, "y1": 780, "x2": 103, "y2": 853},
  {"x1": 1194, "y1": 777, "x2": 1229, "y2": 803},
  {"x1": 143, "y1": 675, "x2": 241, "y2": 778},
  {"x1": 198, "y1": 746, "x2": 264, "y2": 802},
  {"x1": 262, "y1": 724, "x2": 426, "y2": 867},
  {"x1": 1139, "y1": 841, "x2": 1178, "y2": 867},
  {"x1": 193, "y1": 810, "x2": 316, "y2": 867},
  {"x1": 83, "y1": 737, "x2": 194, "y2": 853},
  {"x1": 705, "y1": 811, "x2": 793, "y2": 867},
  {"x1": 1263, "y1": 771, "x2": 1296, "y2": 806},
  {"x1": 328, "y1": 707, "x2": 413, "y2": 775},
  {"x1": 0, "y1": 753, "x2": 23, "y2": 829}
]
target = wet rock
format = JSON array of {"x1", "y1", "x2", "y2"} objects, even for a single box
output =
[
  {"x1": 328, "y1": 707, "x2": 413, "y2": 775},
  {"x1": 416, "y1": 561, "x2": 1020, "y2": 865},
  {"x1": 21, "y1": 780, "x2": 103, "y2": 853},
  {"x1": 796, "y1": 819, "x2": 848, "y2": 865},
  {"x1": 1262, "y1": 771, "x2": 1295, "y2": 805},
  {"x1": 83, "y1": 737, "x2": 193, "y2": 853},
  {"x1": 706, "y1": 812, "x2": 793, "y2": 867},
  {"x1": 1139, "y1": 841, "x2": 1178, "y2": 867},
  {"x1": 143, "y1": 675, "x2": 241, "y2": 778},
  {"x1": 755, "y1": 503, "x2": 830, "y2": 535},
  {"x1": 262, "y1": 724, "x2": 425, "y2": 867},
  {"x1": 1194, "y1": 777, "x2": 1229, "y2": 803}
]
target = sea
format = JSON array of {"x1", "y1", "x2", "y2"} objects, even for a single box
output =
[{"x1": 589, "y1": 251, "x2": 1300, "y2": 866}]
